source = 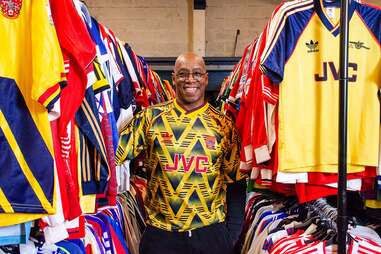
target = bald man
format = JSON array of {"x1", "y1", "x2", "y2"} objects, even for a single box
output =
[
  {"x1": 172, "y1": 52, "x2": 208, "y2": 110},
  {"x1": 116, "y1": 52, "x2": 246, "y2": 254}
]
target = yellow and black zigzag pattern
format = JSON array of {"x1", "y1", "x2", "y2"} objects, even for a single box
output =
[{"x1": 116, "y1": 99, "x2": 244, "y2": 232}]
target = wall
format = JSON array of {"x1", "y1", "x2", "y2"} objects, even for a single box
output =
[
  {"x1": 205, "y1": 0, "x2": 280, "y2": 56},
  {"x1": 87, "y1": 0, "x2": 191, "y2": 57},
  {"x1": 86, "y1": 0, "x2": 381, "y2": 57}
]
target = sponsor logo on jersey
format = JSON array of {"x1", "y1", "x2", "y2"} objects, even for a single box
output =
[
  {"x1": 306, "y1": 40, "x2": 319, "y2": 53},
  {"x1": 315, "y1": 61, "x2": 358, "y2": 82},
  {"x1": 349, "y1": 41, "x2": 370, "y2": 50},
  {"x1": 165, "y1": 154, "x2": 209, "y2": 173},
  {"x1": 0, "y1": 0, "x2": 22, "y2": 18}
]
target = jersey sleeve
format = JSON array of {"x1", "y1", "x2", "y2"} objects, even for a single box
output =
[
  {"x1": 260, "y1": 32, "x2": 288, "y2": 84},
  {"x1": 357, "y1": 3, "x2": 381, "y2": 46},
  {"x1": 223, "y1": 119, "x2": 247, "y2": 183},
  {"x1": 32, "y1": 0, "x2": 65, "y2": 110},
  {"x1": 260, "y1": 2, "x2": 314, "y2": 84},
  {"x1": 92, "y1": 58, "x2": 110, "y2": 94},
  {"x1": 115, "y1": 109, "x2": 151, "y2": 164}
]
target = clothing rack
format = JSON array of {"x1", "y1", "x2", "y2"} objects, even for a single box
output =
[{"x1": 338, "y1": 0, "x2": 350, "y2": 253}]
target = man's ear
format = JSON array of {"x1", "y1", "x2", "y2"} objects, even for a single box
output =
[{"x1": 172, "y1": 72, "x2": 176, "y2": 85}]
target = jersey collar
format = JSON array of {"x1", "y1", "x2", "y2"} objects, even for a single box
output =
[
  {"x1": 315, "y1": 0, "x2": 357, "y2": 37},
  {"x1": 173, "y1": 99, "x2": 208, "y2": 116}
]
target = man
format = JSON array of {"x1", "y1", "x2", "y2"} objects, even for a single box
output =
[{"x1": 116, "y1": 52, "x2": 246, "y2": 254}]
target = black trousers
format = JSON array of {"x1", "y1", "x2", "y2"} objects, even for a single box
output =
[{"x1": 139, "y1": 223, "x2": 234, "y2": 254}]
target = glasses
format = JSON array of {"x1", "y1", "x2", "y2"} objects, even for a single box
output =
[{"x1": 175, "y1": 71, "x2": 206, "y2": 81}]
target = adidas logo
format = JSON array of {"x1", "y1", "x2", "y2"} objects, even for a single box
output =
[{"x1": 306, "y1": 40, "x2": 319, "y2": 53}]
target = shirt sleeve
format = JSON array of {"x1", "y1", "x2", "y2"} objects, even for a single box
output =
[
  {"x1": 115, "y1": 109, "x2": 151, "y2": 164},
  {"x1": 223, "y1": 119, "x2": 247, "y2": 183},
  {"x1": 260, "y1": 3, "x2": 314, "y2": 84},
  {"x1": 32, "y1": 0, "x2": 65, "y2": 110}
]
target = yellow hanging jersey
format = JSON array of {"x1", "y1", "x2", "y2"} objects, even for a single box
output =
[
  {"x1": 261, "y1": 0, "x2": 381, "y2": 173},
  {"x1": 116, "y1": 99, "x2": 245, "y2": 232},
  {"x1": 0, "y1": 0, "x2": 64, "y2": 225}
]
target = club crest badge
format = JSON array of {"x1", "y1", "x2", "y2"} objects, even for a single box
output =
[
  {"x1": 1, "y1": 0, "x2": 22, "y2": 19},
  {"x1": 204, "y1": 135, "x2": 216, "y2": 150}
]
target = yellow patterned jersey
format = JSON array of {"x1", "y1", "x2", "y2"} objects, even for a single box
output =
[{"x1": 116, "y1": 99, "x2": 244, "y2": 231}]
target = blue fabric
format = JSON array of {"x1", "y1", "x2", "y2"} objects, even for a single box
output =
[
  {"x1": 259, "y1": 213, "x2": 287, "y2": 234},
  {"x1": 86, "y1": 225, "x2": 106, "y2": 254},
  {"x1": 355, "y1": 1, "x2": 381, "y2": 45},
  {"x1": 100, "y1": 213, "x2": 130, "y2": 254},
  {"x1": 68, "y1": 239, "x2": 86, "y2": 254},
  {"x1": 56, "y1": 240, "x2": 84, "y2": 254},
  {"x1": 0, "y1": 79, "x2": 54, "y2": 213},
  {"x1": 87, "y1": 214, "x2": 114, "y2": 254},
  {"x1": 87, "y1": 18, "x2": 107, "y2": 56}
]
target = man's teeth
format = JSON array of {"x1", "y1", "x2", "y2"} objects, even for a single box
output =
[{"x1": 185, "y1": 87, "x2": 197, "y2": 92}]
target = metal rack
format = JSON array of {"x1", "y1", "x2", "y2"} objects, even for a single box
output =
[{"x1": 338, "y1": 0, "x2": 350, "y2": 253}]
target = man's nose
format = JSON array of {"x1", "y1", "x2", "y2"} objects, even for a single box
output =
[{"x1": 185, "y1": 75, "x2": 197, "y2": 82}]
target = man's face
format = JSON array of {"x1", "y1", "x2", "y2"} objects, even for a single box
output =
[{"x1": 172, "y1": 54, "x2": 208, "y2": 110}]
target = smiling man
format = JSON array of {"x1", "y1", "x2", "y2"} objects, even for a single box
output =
[
  {"x1": 172, "y1": 52, "x2": 207, "y2": 110},
  {"x1": 116, "y1": 52, "x2": 246, "y2": 254}
]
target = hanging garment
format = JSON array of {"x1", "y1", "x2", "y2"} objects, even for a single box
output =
[
  {"x1": 0, "y1": 0, "x2": 65, "y2": 226},
  {"x1": 260, "y1": 0, "x2": 381, "y2": 174}
]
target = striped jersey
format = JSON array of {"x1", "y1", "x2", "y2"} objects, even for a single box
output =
[
  {"x1": 261, "y1": 0, "x2": 381, "y2": 173},
  {"x1": 116, "y1": 99, "x2": 245, "y2": 231}
]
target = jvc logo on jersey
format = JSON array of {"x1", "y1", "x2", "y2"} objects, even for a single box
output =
[
  {"x1": 315, "y1": 61, "x2": 357, "y2": 82},
  {"x1": 306, "y1": 40, "x2": 319, "y2": 53},
  {"x1": 349, "y1": 41, "x2": 370, "y2": 50},
  {"x1": 165, "y1": 154, "x2": 209, "y2": 173}
]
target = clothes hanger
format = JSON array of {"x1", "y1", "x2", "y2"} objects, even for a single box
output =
[
  {"x1": 311, "y1": 221, "x2": 329, "y2": 240},
  {"x1": 294, "y1": 215, "x2": 321, "y2": 232},
  {"x1": 321, "y1": 228, "x2": 337, "y2": 243}
]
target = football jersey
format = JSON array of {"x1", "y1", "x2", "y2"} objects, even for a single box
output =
[
  {"x1": 0, "y1": 0, "x2": 64, "y2": 225},
  {"x1": 50, "y1": 0, "x2": 96, "y2": 135},
  {"x1": 116, "y1": 99, "x2": 245, "y2": 231},
  {"x1": 261, "y1": 0, "x2": 381, "y2": 173}
]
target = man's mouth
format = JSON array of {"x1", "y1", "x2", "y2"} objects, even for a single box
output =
[{"x1": 184, "y1": 87, "x2": 198, "y2": 93}]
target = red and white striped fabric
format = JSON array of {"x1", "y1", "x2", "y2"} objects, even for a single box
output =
[{"x1": 349, "y1": 236, "x2": 381, "y2": 254}]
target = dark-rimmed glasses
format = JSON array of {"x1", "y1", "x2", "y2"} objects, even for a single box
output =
[{"x1": 175, "y1": 71, "x2": 207, "y2": 81}]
